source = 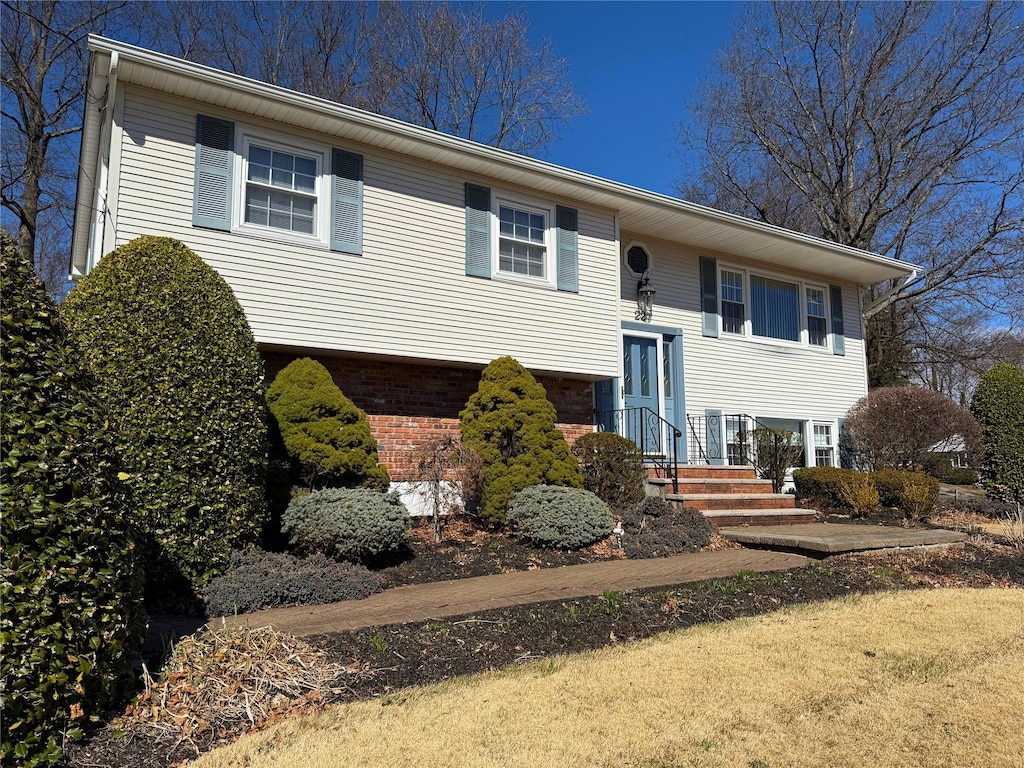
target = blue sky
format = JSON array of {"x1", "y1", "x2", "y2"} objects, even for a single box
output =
[{"x1": 490, "y1": 1, "x2": 742, "y2": 195}]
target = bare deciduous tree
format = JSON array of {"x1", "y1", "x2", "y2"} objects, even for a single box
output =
[
  {"x1": 365, "y1": 4, "x2": 585, "y2": 153},
  {"x1": 679, "y1": 1, "x2": 1024, "y2": 386},
  {"x1": 1, "y1": 0, "x2": 127, "y2": 289}
]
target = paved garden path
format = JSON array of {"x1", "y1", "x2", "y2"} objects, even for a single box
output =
[{"x1": 217, "y1": 548, "x2": 807, "y2": 637}]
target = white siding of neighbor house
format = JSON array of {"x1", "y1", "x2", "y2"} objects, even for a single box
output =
[
  {"x1": 618, "y1": 232, "x2": 868, "y2": 424},
  {"x1": 108, "y1": 85, "x2": 621, "y2": 379}
]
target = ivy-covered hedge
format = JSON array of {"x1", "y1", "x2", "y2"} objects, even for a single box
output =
[
  {"x1": 1, "y1": 233, "x2": 144, "y2": 766},
  {"x1": 508, "y1": 485, "x2": 613, "y2": 549},
  {"x1": 282, "y1": 488, "x2": 410, "y2": 561},
  {"x1": 460, "y1": 356, "x2": 582, "y2": 523},
  {"x1": 971, "y1": 363, "x2": 1024, "y2": 503},
  {"x1": 62, "y1": 236, "x2": 268, "y2": 604},
  {"x1": 266, "y1": 358, "x2": 389, "y2": 491},
  {"x1": 572, "y1": 431, "x2": 647, "y2": 513}
]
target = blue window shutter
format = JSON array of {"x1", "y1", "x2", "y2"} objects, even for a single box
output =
[
  {"x1": 331, "y1": 149, "x2": 363, "y2": 255},
  {"x1": 700, "y1": 256, "x2": 719, "y2": 338},
  {"x1": 465, "y1": 183, "x2": 491, "y2": 278},
  {"x1": 837, "y1": 417, "x2": 848, "y2": 468},
  {"x1": 193, "y1": 115, "x2": 234, "y2": 230},
  {"x1": 830, "y1": 285, "x2": 846, "y2": 356},
  {"x1": 555, "y1": 205, "x2": 579, "y2": 293}
]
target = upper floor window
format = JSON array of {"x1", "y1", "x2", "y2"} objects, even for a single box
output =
[
  {"x1": 490, "y1": 193, "x2": 556, "y2": 287},
  {"x1": 244, "y1": 144, "x2": 318, "y2": 236},
  {"x1": 498, "y1": 204, "x2": 547, "y2": 278},
  {"x1": 717, "y1": 265, "x2": 829, "y2": 348},
  {"x1": 193, "y1": 114, "x2": 364, "y2": 255},
  {"x1": 463, "y1": 182, "x2": 578, "y2": 292}
]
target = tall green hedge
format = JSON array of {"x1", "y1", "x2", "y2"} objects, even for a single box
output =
[
  {"x1": 266, "y1": 357, "x2": 389, "y2": 491},
  {"x1": 460, "y1": 356, "x2": 582, "y2": 523},
  {"x1": 62, "y1": 236, "x2": 268, "y2": 604},
  {"x1": 1, "y1": 233, "x2": 144, "y2": 766},
  {"x1": 971, "y1": 363, "x2": 1024, "y2": 503}
]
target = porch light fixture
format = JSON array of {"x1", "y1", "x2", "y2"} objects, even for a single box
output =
[{"x1": 635, "y1": 274, "x2": 656, "y2": 322}]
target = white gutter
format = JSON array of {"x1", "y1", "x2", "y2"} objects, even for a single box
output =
[
  {"x1": 86, "y1": 50, "x2": 118, "y2": 271},
  {"x1": 862, "y1": 267, "x2": 924, "y2": 318}
]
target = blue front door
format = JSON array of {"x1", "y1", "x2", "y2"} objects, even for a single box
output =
[{"x1": 623, "y1": 335, "x2": 660, "y2": 452}]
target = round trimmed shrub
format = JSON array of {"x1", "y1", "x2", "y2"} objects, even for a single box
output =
[
  {"x1": 1, "y1": 232, "x2": 144, "y2": 765},
  {"x1": 266, "y1": 358, "x2": 389, "y2": 491},
  {"x1": 508, "y1": 485, "x2": 613, "y2": 549},
  {"x1": 282, "y1": 488, "x2": 410, "y2": 561},
  {"x1": 460, "y1": 356, "x2": 582, "y2": 523},
  {"x1": 61, "y1": 236, "x2": 268, "y2": 604},
  {"x1": 971, "y1": 363, "x2": 1024, "y2": 503},
  {"x1": 793, "y1": 467, "x2": 857, "y2": 509},
  {"x1": 204, "y1": 549, "x2": 382, "y2": 616},
  {"x1": 572, "y1": 431, "x2": 647, "y2": 512}
]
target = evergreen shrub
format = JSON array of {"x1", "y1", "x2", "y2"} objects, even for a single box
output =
[
  {"x1": 1, "y1": 233, "x2": 144, "y2": 766},
  {"x1": 460, "y1": 356, "x2": 582, "y2": 523},
  {"x1": 572, "y1": 431, "x2": 647, "y2": 512},
  {"x1": 971, "y1": 363, "x2": 1024, "y2": 503},
  {"x1": 872, "y1": 469, "x2": 938, "y2": 511},
  {"x1": 944, "y1": 467, "x2": 979, "y2": 486},
  {"x1": 61, "y1": 236, "x2": 267, "y2": 603},
  {"x1": 792, "y1": 467, "x2": 857, "y2": 508},
  {"x1": 619, "y1": 498, "x2": 712, "y2": 559},
  {"x1": 266, "y1": 358, "x2": 389, "y2": 491},
  {"x1": 508, "y1": 485, "x2": 613, "y2": 549},
  {"x1": 282, "y1": 488, "x2": 410, "y2": 561},
  {"x1": 204, "y1": 549, "x2": 382, "y2": 616},
  {"x1": 837, "y1": 472, "x2": 880, "y2": 518}
]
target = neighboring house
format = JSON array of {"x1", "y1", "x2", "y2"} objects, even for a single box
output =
[{"x1": 71, "y1": 37, "x2": 917, "y2": 485}]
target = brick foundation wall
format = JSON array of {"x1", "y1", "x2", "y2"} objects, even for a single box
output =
[{"x1": 263, "y1": 352, "x2": 595, "y2": 481}]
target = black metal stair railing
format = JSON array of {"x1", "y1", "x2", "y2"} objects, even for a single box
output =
[
  {"x1": 594, "y1": 407, "x2": 682, "y2": 494},
  {"x1": 686, "y1": 413, "x2": 806, "y2": 486}
]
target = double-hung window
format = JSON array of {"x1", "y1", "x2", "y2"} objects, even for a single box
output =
[
  {"x1": 813, "y1": 423, "x2": 835, "y2": 466},
  {"x1": 498, "y1": 204, "x2": 547, "y2": 278},
  {"x1": 721, "y1": 269, "x2": 745, "y2": 335},
  {"x1": 193, "y1": 114, "x2": 364, "y2": 254},
  {"x1": 244, "y1": 144, "x2": 318, "y2": 236},
  {"x1": 806, "y1": 287, "x2": 828, "y2": 347}
]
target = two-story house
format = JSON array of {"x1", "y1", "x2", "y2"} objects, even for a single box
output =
[{"x1": 71, "y1": 37, "x2": 916, "y2": 494}]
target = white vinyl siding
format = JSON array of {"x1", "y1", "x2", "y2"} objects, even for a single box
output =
[
  {"x1": 619, "y1": 231, "x2": 868, "y2": 425},
  {"x1": 110, "y1": 86, "x2": 619, "y2": 378}
]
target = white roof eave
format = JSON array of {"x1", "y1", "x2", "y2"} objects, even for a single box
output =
[{"x1": 86, "y1": 36, "x2": 918, "y2": 285}]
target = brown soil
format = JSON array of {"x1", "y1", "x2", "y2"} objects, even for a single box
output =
[{"x1": 61, "y1": 538, "x2": 1023, "y2": 768}]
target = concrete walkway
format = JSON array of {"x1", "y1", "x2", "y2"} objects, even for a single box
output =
[
  {"x1": 720, "y1": 522, "x2": 968, "y2": 556},
  {"x1": 217, "y1": 548, "x2": 808, "y2": 637}
]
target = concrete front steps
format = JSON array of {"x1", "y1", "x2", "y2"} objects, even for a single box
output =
[{"x1": 648, "y1": 464, "x2": 815, "y2": 527}]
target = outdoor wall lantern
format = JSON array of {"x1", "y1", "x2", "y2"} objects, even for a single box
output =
[{"x1": 635, "y1": 273, "x2": 656, "y2": 322}]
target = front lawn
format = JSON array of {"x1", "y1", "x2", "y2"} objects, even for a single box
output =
[{"x1": 194, "y1": 588, "x2": 1024, "y2": 768}]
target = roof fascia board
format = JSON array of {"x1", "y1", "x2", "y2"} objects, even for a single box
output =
[{"x1": 86, "y1": 35, "x2": 918, "y2": 282}]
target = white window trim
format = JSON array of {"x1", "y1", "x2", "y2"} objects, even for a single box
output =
[
  {"x1": 490, "y1": 191, "x2": 557, "y2": 289},
  {"x1": 811, "y1": 421, "x2": 835, "y2": 468},
  {"x1": 717, "y1": 263, "x2": 831, "y2": 351},
  {"x1": 233, "y1": 128, "x2": 331, "y2": 248},
  {"x1": 623, "y1": 240, "x2": 652, "y2": 280}
]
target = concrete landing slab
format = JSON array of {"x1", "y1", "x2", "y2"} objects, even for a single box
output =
[{"x1": 719, "y1": 522, "x2": 968, "y2": 556}]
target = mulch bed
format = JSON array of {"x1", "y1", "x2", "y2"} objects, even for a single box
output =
[{"x1": 61, "y1": 532, "x2": 1023, "y2": 768}]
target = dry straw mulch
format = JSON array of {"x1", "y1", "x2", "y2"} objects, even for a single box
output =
[{"x1": 117, "y1": 624, "x2": 369, "y2": 756}]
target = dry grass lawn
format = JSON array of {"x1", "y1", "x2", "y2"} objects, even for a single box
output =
[{"x1": 192, "y1": 588, "x2": 1024, "y2": 768}]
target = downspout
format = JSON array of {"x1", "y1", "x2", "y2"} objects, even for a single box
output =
[{"x1": 87, "y1": 50, "x2": 118, "y2": 272}]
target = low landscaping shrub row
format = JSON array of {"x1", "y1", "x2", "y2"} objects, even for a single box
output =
[{"x1": 793, "y1": 466, "x2": 940, "y2": 519}]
